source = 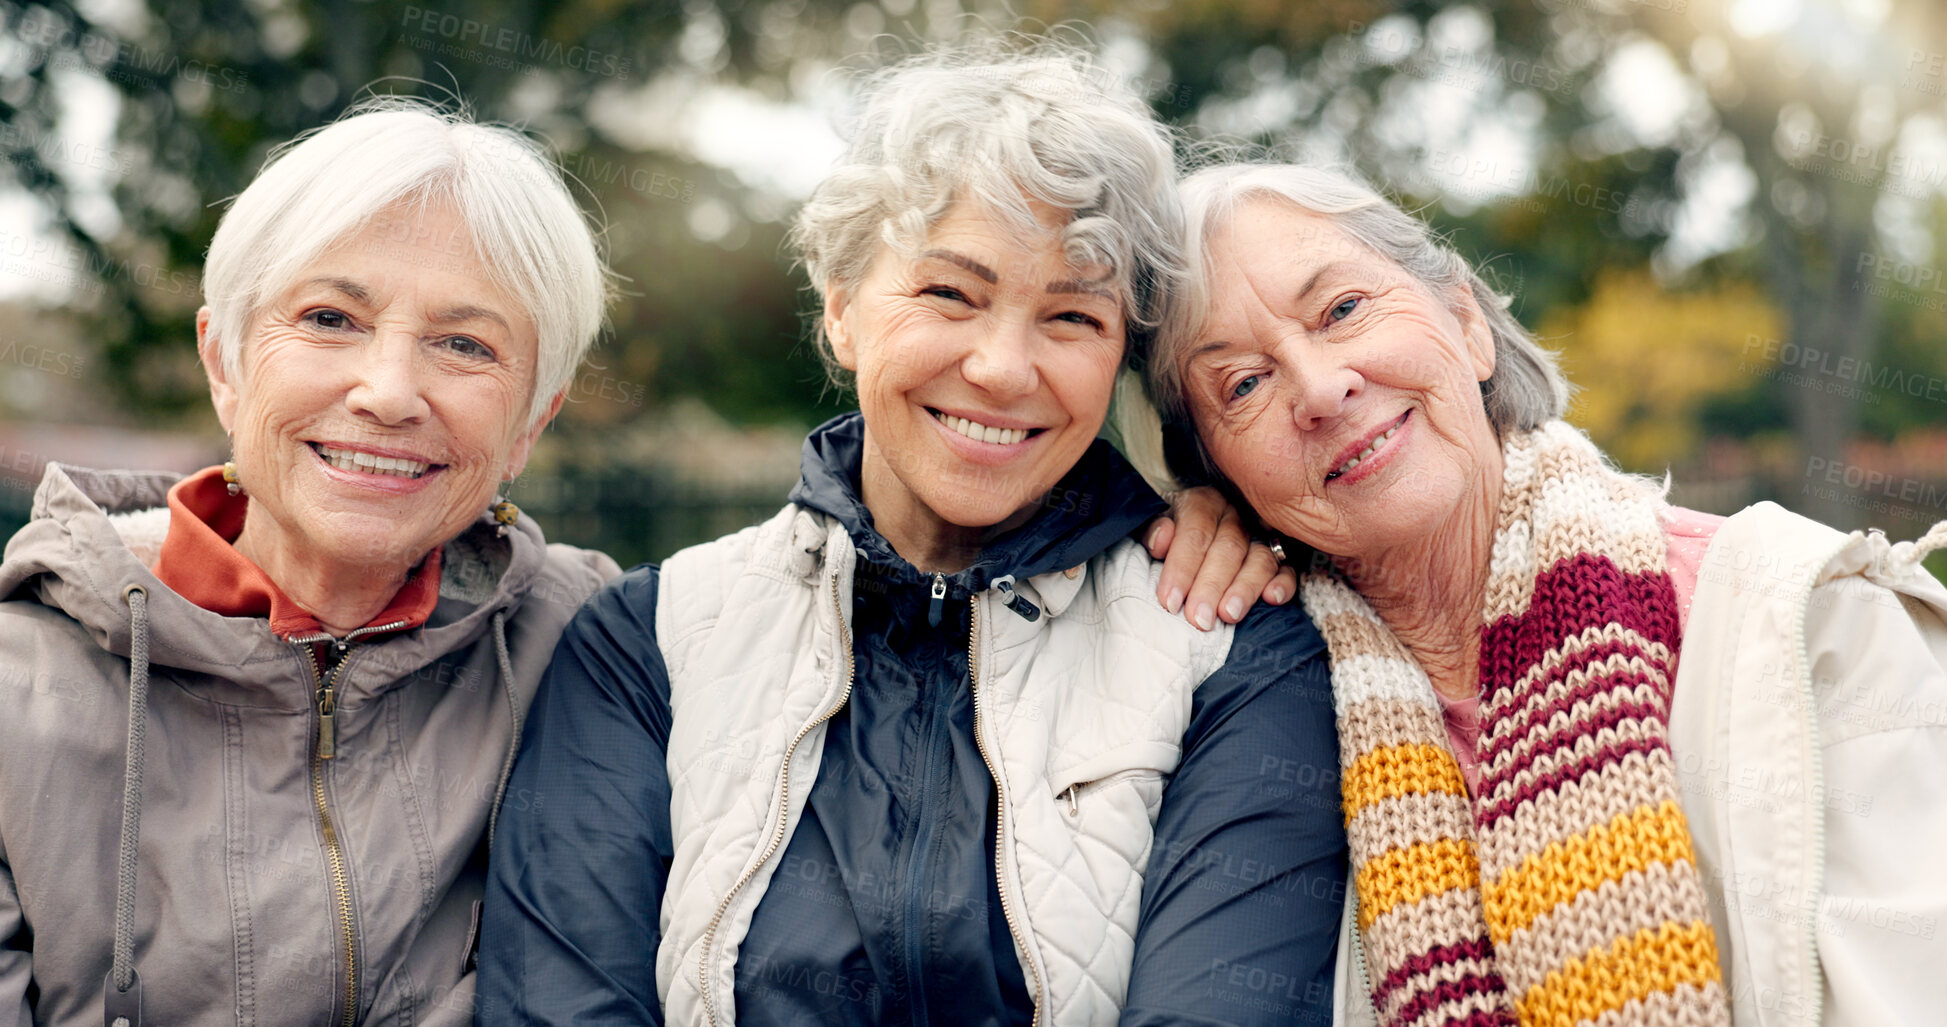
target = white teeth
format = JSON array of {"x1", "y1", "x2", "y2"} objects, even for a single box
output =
[
  {"x1": 935, "y1": 411, "x2": 1029, "y2": 446},
  {"x1": 1331, "y1": 419, "x2": 1403, "y2": 478},
  {"x1": 315, "y1": 445, "x2": 430, "y2": 478}
]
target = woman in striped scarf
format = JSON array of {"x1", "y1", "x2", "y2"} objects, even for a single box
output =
[{"x1": 1123, "y1": 163, "x2": 1947, "y2": 1027}]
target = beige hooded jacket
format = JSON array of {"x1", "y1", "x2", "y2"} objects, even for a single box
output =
[{"x1": 0, "y1": 464, "x2": 617, "y2": 1027}]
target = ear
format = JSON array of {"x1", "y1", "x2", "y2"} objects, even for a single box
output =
[
  {"x1": 1450, "y1": 283, "x2": 1496, "y2": 383},
  {"x1": 503, "y1": 390, "x2": 566, "y2": 480},
  {"x1": 823, "y1": 283, "x2": 858, "y2": 372},
  {"x1": 197, "y1": 307, "x2": 241, "y2": 433}
]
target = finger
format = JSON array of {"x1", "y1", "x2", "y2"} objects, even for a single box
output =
[
  {"x1": 1143, "y1": 516, "x2": 1174, "y2": 560},
  {"x1": 1218, "y1": 542, "x2": 1285, "y2": 623},
  {"x1": 1154, "y1": 488, "x2": 1225, "y2": 613},
  {"x1": 1263, "y1": 564, "x2": 1298, "y2": 605},
  {"x1": 1182, "y1": 505, "x2": 1251, "y2": 631}
]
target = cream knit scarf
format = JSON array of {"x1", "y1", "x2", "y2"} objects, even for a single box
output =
[{"x1": 1302, "y1": 421, "x2": 1731, "y2": 1026}]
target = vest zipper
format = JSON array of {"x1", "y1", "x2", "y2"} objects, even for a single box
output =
[
  {"x1": 928, "y1": 572, "x2": 947, "y2": 627},
  {"x1": 697, "y1": 570, "x2": 857, "y2": 1026},
  {"x1": 968, "y1": 593, "x2": 1045, "y2": 1026},
  {"x1": 285, "y1": 620, "x2": 405, "y2": 1027},
  {"x1": 1350, "y1": 890, "x2": 1376, "y2": 1021}
]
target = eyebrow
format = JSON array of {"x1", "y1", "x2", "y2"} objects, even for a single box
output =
[
  {"x1": 1045, "y1": 278, "x2": 1114, "y2": 298},
  {"x1": 922, "y1": 249, "x2": 998, "y2": 283},
  {"x1": 1183, "y1": 339, "x2": 1233, "y2": 368},
  {"x1": 922, "y1": 249, "x2": 1116, "y2": 299},
  {"x1": 299, "y1": 277, "x2": 509, "y2": 332},
  {"x1": 1295, "y1": 260, "x2": 1363, "y2": 302},
  {"x1": 428, "y1": 304, "x2": 511, "y2": 332},
  {"x1": 304, "y1": 276, "x2": 371, "y2": 302}
]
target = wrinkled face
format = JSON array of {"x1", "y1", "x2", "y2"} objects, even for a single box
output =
[
  {"x1": 826, "y1": 197, "x2": 1126, "y2": 533},
  {"x1": 203, "y1": 200, "x2": 554, "y2": 572},
  {"x1": 1177, "y1": 198, "x2": 1499, "y2": 561}
]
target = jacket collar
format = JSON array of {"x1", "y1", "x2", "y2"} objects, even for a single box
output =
[
  {"x1": 1, "y1": 462, "x2": 549, "y2": 707},
  {"x1": 152, "y1": 466, "x2": 442, "y2": 639},
  {"x1": 787, "y1": 411, "x2": 1167, "y2": 596}
]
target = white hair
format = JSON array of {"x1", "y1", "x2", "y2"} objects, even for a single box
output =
[
  {"x1": 790, "y1": 43, "x2": 1184, "y2": 380},
  {"x1": 202, "y1": 97, "x2": 610, "y2": 426},
  {"x1": 1125, "y1": 162, "x2": 1570, "y2": 489}
]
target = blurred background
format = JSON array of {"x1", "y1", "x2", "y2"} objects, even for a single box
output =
[{"x1": 2, "y1": 0, "x2": 1944, "y2": 573}]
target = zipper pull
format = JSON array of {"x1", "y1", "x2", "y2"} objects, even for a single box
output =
[
  {"x1": 928, "y1": 573, "x2": 947, "y2": 627},
  {"x1": 990, "y1": 575, "x2": 1041, "y2": 622},
  {"x1": 317, "y1": 686, "x2": 337, "y2": 760}
]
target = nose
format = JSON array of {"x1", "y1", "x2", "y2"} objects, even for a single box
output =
[
  {"x1": 1282, "y1": 335, "x2": 1362, "y2": 431},
  {"x1": 960, "y1": 316, "x2": 1039, "y2": 398},
  {"x1": 344, "y1": 329, "x2": 432, "y2": 425}
]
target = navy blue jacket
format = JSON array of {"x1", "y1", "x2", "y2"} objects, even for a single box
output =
[{"x1": 479, "y1": 413, "x2": 1346, "y2": 1026}]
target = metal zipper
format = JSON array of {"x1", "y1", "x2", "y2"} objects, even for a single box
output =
[
  {"x1": 698, "y1": 570, "x2": 857, "y2": 1026},
  {"x1": 968, "y1": 594, "x2": 1045, "y2": 1027},
  {"x1": 285, "y1": 619, "x2": 404, "y2": 1027},
  {"x1": 1350, "y1": 888, "x2": 1375, "y2": 1022}
]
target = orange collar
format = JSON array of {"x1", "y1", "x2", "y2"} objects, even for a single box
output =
[{"x1": 151, "y1": 466, "x2": 442, "y2": 639}]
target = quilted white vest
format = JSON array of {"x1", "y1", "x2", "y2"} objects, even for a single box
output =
[{"x1": 652, "y1": 504, "x2": 1233, "y2": 1026}]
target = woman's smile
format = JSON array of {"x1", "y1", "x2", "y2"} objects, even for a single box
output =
[{"x1": 1323, "y1": 409, "x2": 1411, "y2": 486}]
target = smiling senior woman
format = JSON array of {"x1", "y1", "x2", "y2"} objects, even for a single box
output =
[
  {"x1": 1132, "y1": 163, "x2": 1947, "y2": 1027},
  {"x1": 481, "y1": 50, "x2": 1347, "y2": 1027},
  {"x1": 0, "y1": 101, "x2": 618, "y2": 1026}
]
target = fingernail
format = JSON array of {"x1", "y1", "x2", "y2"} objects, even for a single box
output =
[
  {"x1": 1145, "y1": 523, "x2": 1166, "y2": 553},
  {"x1": 1267, "y1": 585, "x2": 1289, "y2": 604},
  {"x1": 1224, "y1": 596, "x2": 1245, "y2": 621},
  {"x1": 1166, "y1": 587, "x2": 1185, "y2": 614},
  {"x1": 1194, "y1": 602, "x2": 1214, "y2": 631}
]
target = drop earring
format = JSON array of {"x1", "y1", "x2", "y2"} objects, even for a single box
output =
[
  {"x1": 491, "y1": 497, "x2": 519, "y2": 538},
  {"x1": 222, "y1": 460, "x2": 243, "y2": 497}
]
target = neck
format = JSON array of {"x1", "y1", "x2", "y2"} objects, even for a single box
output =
[
  {"x1": 233, "y1": 515, "x2": 416, "y2": 637},
  {"x1": 859, "y1": 433, "x2": 987, "y2": 573},
  {"x1": 1335, "y1": 446, "x2": 1504, "y2": 703}
]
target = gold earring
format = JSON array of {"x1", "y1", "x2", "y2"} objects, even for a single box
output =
[
  {"x1": 491, "y1": 498, "x2": 519, "y2": 538},
  {"x1": 222, "y1": 460, "x2": 243, "y2": 497}
]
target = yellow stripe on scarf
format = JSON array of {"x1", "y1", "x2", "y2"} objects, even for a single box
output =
[
  {"x1": 1342, "y1": 742, "x2": 1470, "y2": 824},
  {"x1": 1483, "y1": 800, "x2": 1698, "y2": 943},
  {"x1": 1513, "y1": 921, "x2": 1723, "y2": 1027},
  {"x1": 1355, "y1": 838, "x2": 1479, "y2": 930}
]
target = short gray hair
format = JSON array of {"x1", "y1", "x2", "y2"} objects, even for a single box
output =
[
  {"x1": 790, "y1": 43, "x2": 1183, "y2": 380},
  {"x1": 202, "y1": 97, "x2": 610, "y2": 427},
  {"x1": 1129, "y1": 163, "x2": 1569, "y2": 488}
]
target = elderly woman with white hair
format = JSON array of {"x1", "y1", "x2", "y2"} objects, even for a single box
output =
[
  {"x1": 0, "y1": 101, "x2": 622, "y2": 1026},
  {"x1": 480, "y1": 50, "x2": 1348, "y2": 1027},
  {"x1": 1131, "y1": 162, "x2": 1947, "y2": 1026}
]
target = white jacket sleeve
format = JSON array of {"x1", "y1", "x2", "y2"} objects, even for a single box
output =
[
  {"x1": 1803, "y1": 557, "x2": 1947, "y2": 1026},
  {"x1": 0, "y1": 854, "x2": 31, "y2": 1027}
]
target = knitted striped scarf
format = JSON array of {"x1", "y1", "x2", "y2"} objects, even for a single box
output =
[{"x1": 1301, "y1": 421, "x2": 1731, "y2": 1027}]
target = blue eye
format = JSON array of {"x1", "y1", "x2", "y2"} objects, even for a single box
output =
[
  {"x1": 306, "y1": 309, "x2": 353, "y2": 330},
  {"x1": 1328, "y1": 296, "x2": 1360, "y2": 322},
  {"x1": 1230, "y1": 374, "x2": 1261, "y2": 401}
]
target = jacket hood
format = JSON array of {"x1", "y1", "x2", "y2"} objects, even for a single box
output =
[
  {"x1": 0, "y1": 462, "x2": 555, "y2": 705},
  {"x1": 788, "y1": 411, "x2": 1167, "y2": 594}
]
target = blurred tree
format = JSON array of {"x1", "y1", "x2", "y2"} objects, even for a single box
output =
[
  {"x1": 1107, "y1": 0, "x2": 1945, "y2": 526},
  {"x1": 1541, "y1": 266, "x2": 1782, "y2": 471}
]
